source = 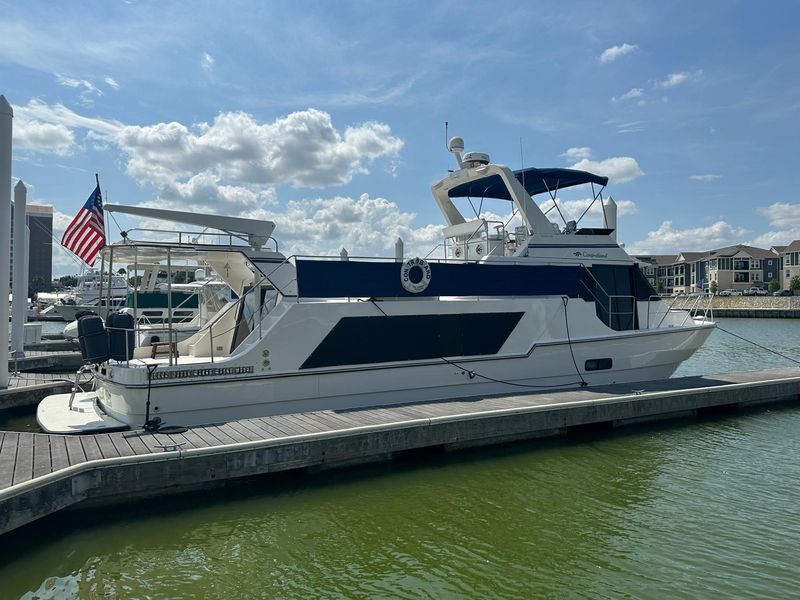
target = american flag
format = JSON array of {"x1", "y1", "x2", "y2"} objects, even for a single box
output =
[{"x1": 61, "y1": 183, "x2": 105, "y2": 265}]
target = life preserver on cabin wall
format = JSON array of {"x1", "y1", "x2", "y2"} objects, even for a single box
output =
[{"x1": 400, "y1": 257, "x2": 432, "y2": 293}]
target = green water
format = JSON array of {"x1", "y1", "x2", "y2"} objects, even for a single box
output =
[{"x1": 2, "y1": 319, "x2": 800, "y2": 598}]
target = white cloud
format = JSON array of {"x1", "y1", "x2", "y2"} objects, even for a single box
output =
[
  {"x1": 147, "y1": 172, "x2": 278, "y2": 214},
  {"x1": 116, "y1": 108, "x2": 404, "y2": 188},
  {"x1": 690, "y1": 174, "x2": 721, "y2": 182},
  {"x1": 569, "y1": 157, "x2": 644, "y2": 183},
  {"x1": 612, "y1": 88, "x2": 644, "y2": 102},
  {"x1": 55, "y1": 73, "x2": 103, "y2": 105},
  {"x1": 599, "y1": 43, "x2": 638, "y2": 63},
  {"x1": 628, "y1": 220, "x2": 746, "y2": 254},
  {"x1": 13, "y1": 117, "x2": 75, "y2": 155},
  {"x1": 614, "y1": 120, "x2": 645, "y2": 134},
  {"x1": 561, "y1": 147, "x2": 592, "y2": 160},
  {"x1": 13, "y1": 99, "x2": 123, "y2": 137},
  {"x1": 655, "y1": 70, "x2": 703, "y2": 89},
  {"x1": 201, "y1": 52, "x2": 214, "y2": 72},
  {"x1": 261, "y1": 194, "x2": 442, "y2": 257},
  {"x1": 759, "y1": 202, "x2": 800, "y2": 228},
  {"x1": 11, "y1": 100, "x2": 403, "y2": 193},
  {"x1": 104, "y1": 76, "x2": 119, "y2": 90}
]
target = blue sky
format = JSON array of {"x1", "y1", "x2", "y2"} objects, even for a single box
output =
[{"x1": 2, "y1": 0, "x2": 799, "y2": 274}]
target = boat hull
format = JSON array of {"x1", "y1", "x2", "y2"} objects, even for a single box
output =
[{"x1": 93, "y1": 324, "x2": 712, "y2": 429}]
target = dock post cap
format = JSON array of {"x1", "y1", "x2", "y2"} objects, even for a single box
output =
[{"x1": 0, "y1": 95, "x2": 12, "y2": 116}]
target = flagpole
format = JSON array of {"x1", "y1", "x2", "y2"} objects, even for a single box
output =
[
  {"x1": 96, "y1": 172, "x2": 107, "y2": 246},
  {"x1": 95, "y1": 173, "x2": 105, "y2": 311}
]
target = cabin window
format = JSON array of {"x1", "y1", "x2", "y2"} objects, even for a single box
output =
[{"x1": 585, "y1": 358, "x2": 612, "y2": 371}]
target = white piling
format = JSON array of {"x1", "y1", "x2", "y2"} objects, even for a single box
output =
[
  {"x1": 11, "y1": 180, "x2": 27, "y2": 357},
  {"x1": 0, "y1": 96, "x2": 13, "y2": 388},
  {"x1": 604, "y1": 196, "x2": 618, "y2": 242}
]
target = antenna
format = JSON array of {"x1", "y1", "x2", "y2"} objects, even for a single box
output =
[{"x1": 445, "y1": 121, "x2": 449, "y2": 151}]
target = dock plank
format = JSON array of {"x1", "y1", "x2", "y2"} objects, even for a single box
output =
[
  {"x1": 202, "y1": 424, "x2": 240, "y2": 445},
  {"x1": 243, "y1": 418, "x2": 289, "y2": 439},
  {"x1": 109, "y1": 433, "x2": 136, "y2": 457},
  {"x1": 50, "y1": 436, "x2": 70, "y2": 471},
  {"x1": 0, "y1": 432, "x2": 19, "y2": 489},
  {"x1": 281, "y1": 413, "x2": 330, "y2": 434},
  {"x1": 175, "y1": 428, "x2": 212, "y2": 449},
  {"x1": 33, "y1": 435, "x2": 51, "y2": 479},
  {"x1": 256, "y1": 416, "x2": 300, "y2": 437},
  {"x1": 118, "y1": 432, "x2": 153, "y2": 455},
  {"x1": 210, "y1": 423, "x2": 251, "y2": 444},
  {"x1": 224, "y1": 420, "x2": 262, "y2": 442},
  {"x1": 191, "y1": 426, "x2": 228, "y2": 447},
  {"x1": 80, "y1": 436, "x2": 104, "y2": 461},
  {"x1": 269, "y1": 414, "x2": 317, "y2": 436},
  {"x1": 64, "y1": 435, "x2": 85, "y2": 465},
  {"x1": 93, "y1": 434, "x2": 120, "y2": 459},
  {"x1": 236, "y1": 419, "x2": 277, "y2": 440},
  {"x1": 12, "y1": 434, "x2": 34, "y2": 485},
  {"x1": 334, "y1": 408, "x2": 393, "y2": 426},
  {"x1": 304, "y1": 411, "x2": 354, "y2": 431}
]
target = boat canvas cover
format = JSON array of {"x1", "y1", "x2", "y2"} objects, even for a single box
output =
[{"x1": 448, "y1": 167, "x2": 608, "y2": 200}]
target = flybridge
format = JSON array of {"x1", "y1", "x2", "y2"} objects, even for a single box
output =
[{"x1": 105, "y1": 204, "x2": 275, "y2": 250}]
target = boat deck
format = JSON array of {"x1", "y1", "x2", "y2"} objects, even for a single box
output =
[{"x1": 1, "y1": 368, "x2": 799, "y2": 535}]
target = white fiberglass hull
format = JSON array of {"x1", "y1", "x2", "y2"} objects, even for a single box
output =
[{"x1": 93, "y1": 324, "x2": 712, "y2": 429}]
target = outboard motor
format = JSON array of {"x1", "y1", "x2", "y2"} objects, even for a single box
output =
[
  {"x1": 107, "y1": 311, "x2": 135, "y2": 362},
  {"x1": 77, "y1": 314, "x2": 110, "y2": 364}
]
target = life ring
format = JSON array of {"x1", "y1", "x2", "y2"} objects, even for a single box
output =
[{"x1": 400, "y1": 257, "x2": 432, "y2": 293}]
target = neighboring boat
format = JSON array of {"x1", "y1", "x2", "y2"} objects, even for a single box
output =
[
  {"x1": 37, "y1": 137, "x2": 715, "y2": 434},
  {"x1": 62, "y1": 276, "x2": 232, "y2": 346},
  {"x1": 53, "y1": 269, "x2": 130, "y2": 321}
]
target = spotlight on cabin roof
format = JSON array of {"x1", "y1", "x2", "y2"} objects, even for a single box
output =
[{"x1": 463, "y1": 152, "x2": 490, "y2": 167}]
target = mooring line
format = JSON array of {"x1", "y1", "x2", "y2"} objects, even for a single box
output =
[{"x1": 715, "y1": 325, "x2": 800, "y2": 366}]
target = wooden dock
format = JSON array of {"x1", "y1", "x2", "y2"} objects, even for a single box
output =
[
  {"x1": 1, "y1": 368, "x2": 799, "y2": 536},
  {"x1": 0, "y1": 373, "x2": 76, "y2": 410},
  {"x1": 7, "y1": 350, "x2": 83, "y2": 374}
]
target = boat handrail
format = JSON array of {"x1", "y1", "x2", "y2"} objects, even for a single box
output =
[
  {"x1": 647, "y1": 293, "x2": 714, "y2": 328},
  {"x1": 117, "y1": 228, "x2": 280, "y2": 252}
]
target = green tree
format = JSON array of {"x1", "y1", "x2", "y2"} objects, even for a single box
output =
[
  {"x1": 768, "y1": 279, "x2": 781, "y2": 293},
  {"x1": 58, "y1": 275, "x2": 78, "y2": 288},
  {"x1": 656, "y1": 280, "x2": 664, "y2": 293},
  {"x1": 710, "y1": 281, "x2": 718, "y2": 295},
  {"x1": 790, "y1": 275, "x2": 800, "y2": 291}
]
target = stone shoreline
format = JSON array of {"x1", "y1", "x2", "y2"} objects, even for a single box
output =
[{"x1": 671, "y1": 295, "x2": 800, "y2": 317}]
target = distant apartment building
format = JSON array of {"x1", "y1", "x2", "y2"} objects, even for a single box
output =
[
  {"x1": 633, "y1": 255, "x2": 676, "y2": 292},
  {"x1": 10, "y1": 202, "x2": 54, "y2": 295},
  {"x1": 704, "y1": 245, "x2": 773, "y2": 291},
  {"x1": 635, "y1": 244, "x2": 781, "y2": 294},
  {"x1": 777, "y1": 240, "x2": 800, "y2": 289}
]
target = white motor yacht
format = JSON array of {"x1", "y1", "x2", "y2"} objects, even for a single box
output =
[
  {"x1": 53, "y1": 269, "x2": 130, "y2": 321},
  {"x1": 38, "y1": 138, "x2": 715, "y2": 434}
]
